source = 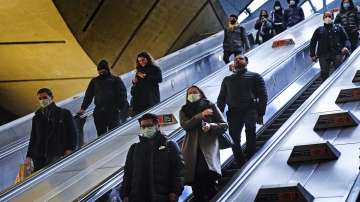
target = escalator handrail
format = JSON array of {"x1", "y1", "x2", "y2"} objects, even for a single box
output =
[
  {"x1": 0, "y1": 14, "x2": 321, "y2": 201},
  {"x1": 215, "y1": 46, "x2": 360, "y2": 202},
  {"x1": 0, "y1": 13, "x2": 320, "y2": 161}
]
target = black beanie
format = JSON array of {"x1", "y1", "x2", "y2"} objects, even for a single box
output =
[
  {"x1": 97, "y1": 59, "x2": 110, "y2": 71},
  {"x1": 230, "y1": 14, "x2": 238, "y2": 20},
  {"x1": 274, "y1": 0, "x2": 282, "y2": 8}
]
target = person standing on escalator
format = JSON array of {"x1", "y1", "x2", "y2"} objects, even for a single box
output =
[
  {"x1": 180, "y1": 85, "x2": 228, "y2": 202},
  {"x1": 120, "y1": 113, "x2": 185, "y2": 202},
  {"x1": 283, "y1": 0, "x2": 304, "y2": 28},
  {"x1": 25, "y1": 88, "x2": 77, "y2": 171},
  {"x1": 310, "y1": 12, "x2": 351, "y2": 81},
  {"x1": 334, "y1": 0, "x2": 360, "y2": 52},
  {"x1": 255, "y1": 10, "x2": 274, "y2": 44},
  {"x1": 217, "y1": 55, "x2": 268, "y2": 167},
  {"x1": 130, "y1": 52, "x2": 163, "y2": 115},
  {"x1": 79, "y1": 59, "x2": 128, "y2": 136},
  {"x1": 270, "y1": 1, "x2": 286, "y2": 35},
  {"x1": 223, "y1": 14, "x2": 250, "y2": 64}
]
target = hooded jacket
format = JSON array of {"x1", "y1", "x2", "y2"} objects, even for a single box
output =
[
  {"x1": 335, "y1": 0, "x2": 360, "y2": 34},
  {"x1": 283, "y1": 0, "x2": 305, "y2": 27},
  {"x1": 81, "y1": 73, "x2": 128, "y2": 111},
  {"x1": 120, "y1": 132, "x2": 185, "y2": 202}
]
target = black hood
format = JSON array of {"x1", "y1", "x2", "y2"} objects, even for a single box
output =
[
  {"x1": 340, "y1": 0, "x2": 357, "y2": 13},
  {"x1": 287, "y1": 0, "x2": 299, "y2": 6},
  {"x1": 274, "y1": 0, "x2": 283, "y2": 10}
]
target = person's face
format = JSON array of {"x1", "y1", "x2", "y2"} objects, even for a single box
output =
[
  {"x1": 229, "y1": 16, "x2": 237, "y2": 23},
  {"x1": 138, "y1": 57, "x2": 148, "y2": 67},
  {"x1": 234, "y1": 56, "x2": 247, "y2": 68},
  {"x1": 187, "y1": 87, "x2": 201, "y2": 96},
  {"x1": 98, "y1": 69, "x2": 108, "y2": 76},
  {"x1": 261, "y1": 11, "x2": 267, "y2": 18},
  {"x1": 343, "y1": 0, "x2": 350, "y2": 3},
  {"x1": 140, "y1": 119, "x2": 159, "y2": 130},
  {"x1": 37, "y1": 92, "x2": 52, "y2": 101}
]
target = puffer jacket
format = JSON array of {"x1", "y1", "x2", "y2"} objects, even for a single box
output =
[
  {"x1": 335, "y1": 5, "x2": 360, "y2": 34},
  {"x1": 120, "y1": 132, "x2": 185, "y2": 202},
  {"x1": 217, "y1": 68, "x2": 268, "y2": 116}
]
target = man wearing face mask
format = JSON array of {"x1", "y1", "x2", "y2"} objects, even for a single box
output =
[
  {"x1": 223, "y1": 14, "x2": 250, "y2": 64},
  {"x1": 335, "y1": 0, "x2": 360, "y2": 51},
  {"x1": 120, "y1": 113, "x2": 185, "y2": 202},
  {"x1": 79, "y1": 59, "x2": 128, "y2": 136},
  {"x1": 283, "y1": 0, "x2": 304, "y2": 28},
  {"x1": 217, "y1": 55, "x2": 268, "y2": 166},
  {"x1": 310, "y1": 12, "x2": 350, "y2": 81},
  {"x1": 25, "y1": 88, "x2": 77, "y2": 171}
]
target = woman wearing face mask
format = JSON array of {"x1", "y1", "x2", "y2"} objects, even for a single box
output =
[
  {"x1": 180, "y1": 86, "x2": 228, "y2": 202},
  {"x1": 335, "y1": 0, "x2": 360, "y2": 51},
  {"x1": 255, "y1": 10, "x2": 274, "y2": 44},
  {"x1": 271, "y1": 1, "x2": 286, "y2": 35},
  {"x1": 130, "y1": 51, "x2": 163, "y2": 115},
  {"x1": 283, "y1": 0, "x2": 304, "y2": 28}
]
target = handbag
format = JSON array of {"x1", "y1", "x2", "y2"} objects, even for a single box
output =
[{"x1": 218, "y1": 131, "x2": 234, "y2": 150}]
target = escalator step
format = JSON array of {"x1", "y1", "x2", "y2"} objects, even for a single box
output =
[{"x1": 267, "y1": 123, "x2": 283, "y2": 129}]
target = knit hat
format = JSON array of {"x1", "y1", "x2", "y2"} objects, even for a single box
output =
[{"x1": 97, "y1": 59, "x2": 110, "y2": 71}]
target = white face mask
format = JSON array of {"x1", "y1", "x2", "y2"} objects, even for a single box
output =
[
  {"x1": 324, "y1": 17, "x2": 332, "y2": 24},
  {"x1": 140, "y1": 126, "x2": 157, "y2": 138},
  {"x1": 39, "y1": 98, "x2": 52, "y2": 108},
  {"x1": 187, "y1": 94, "x2": 201, "y2": 103},
  {"x1": 275, "y1": 6, "x2": 281, "y2": 10},
  {"x1": 289, "y1": 0, "x2": 296, "y2": 5}
]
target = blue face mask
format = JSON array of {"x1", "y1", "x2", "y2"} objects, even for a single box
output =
[{"x1": 343, "y1": 2, "x2": 351, "y2": 10}]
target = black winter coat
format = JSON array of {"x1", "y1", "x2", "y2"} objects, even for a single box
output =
[
  {"x1": 271, "y1": 10, "x2": 286, "y2": 34},
  {"x1": 27, "y1": 103, "x2": 77, "y2": 160},
  {"x1": 81, "y1": 73, "x2": 127, "y2": 111},
  {"x1": 335, "y1": 7, "x2": 360, "y2": 34},
  {"x1": 283, "y1": 6, "x2": 304, "y2": 27},
  {"x1": 310, "y1": 24, "x2": 350, "y2": 57},
  {"x1": 217, "y1": 68, "x2": 268, "y2": 116},
  {"x1": 130, "y1": 64, "x2": 162, "y2": 111},
  {"x1": 120, "y1": 132, "x2": 185, "y2": 202},
  {"x1": 255, "y1": 18, "x2": 274, "y2": 44}
]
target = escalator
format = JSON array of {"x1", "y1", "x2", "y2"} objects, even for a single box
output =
[
  {"x1": 214, "y1": 45, "x2": 360, "y2": 202},
  {"x1": 0, "y1": 14, "x2": 323, "y2": 201}
]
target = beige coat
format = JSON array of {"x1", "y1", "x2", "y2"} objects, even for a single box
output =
[{"x1": 180, "y1": 104, "x2": 228, "y2": 184}]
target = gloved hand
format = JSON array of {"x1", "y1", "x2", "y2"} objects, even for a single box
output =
[{"x1": 257, "y1": 116, "x2": 264, "y2": 125}]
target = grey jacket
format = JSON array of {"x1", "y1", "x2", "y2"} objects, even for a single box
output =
[
  {"x1": 223, "y1": 25, "x2": 250, "y2": 52},
  {"x1": 180, "y1": 104, "x2": 228, "y2": 184}
]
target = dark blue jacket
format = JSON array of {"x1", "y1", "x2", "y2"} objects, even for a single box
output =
[{"x1": 283, "y1": 6, "x2": 304, "y2": 27}]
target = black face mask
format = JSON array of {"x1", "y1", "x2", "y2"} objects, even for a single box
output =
[{"x1": 230, "y1": 19, "x2": 237, "y2": 24}]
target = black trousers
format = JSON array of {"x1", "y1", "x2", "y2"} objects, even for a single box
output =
[
  {"x1": 192, "y1": 147, "x2": 219, "y2": 202},
  {"x1": 348, "y1": 32, "x2": 359, "y2": 52},
  {"x1": 93, "y1": 108, "x2": 120, "y2": 136},
  {"x1": 223, "y1": 51, "x2": 242, "y2": 64},
  {"x1": 33, "y1": 156, "x2": 61, "y2": 172},
  {"x1": 227, "y1": 108, "x2": 257, "y2": 165},
  {"x1": 318, "y1": 55, "x2": 343, "y2": 81}
]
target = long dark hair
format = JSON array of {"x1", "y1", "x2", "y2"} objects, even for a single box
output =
[
  {"x1": 136, "y1": 51, "x2": 156, "y2": 68},
  {"x1": 259, "y1": 10, "x2": 269, "y2": 18},
  {"x1": 185, "y1": 85, "x2": 207, "y2": 104}
]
